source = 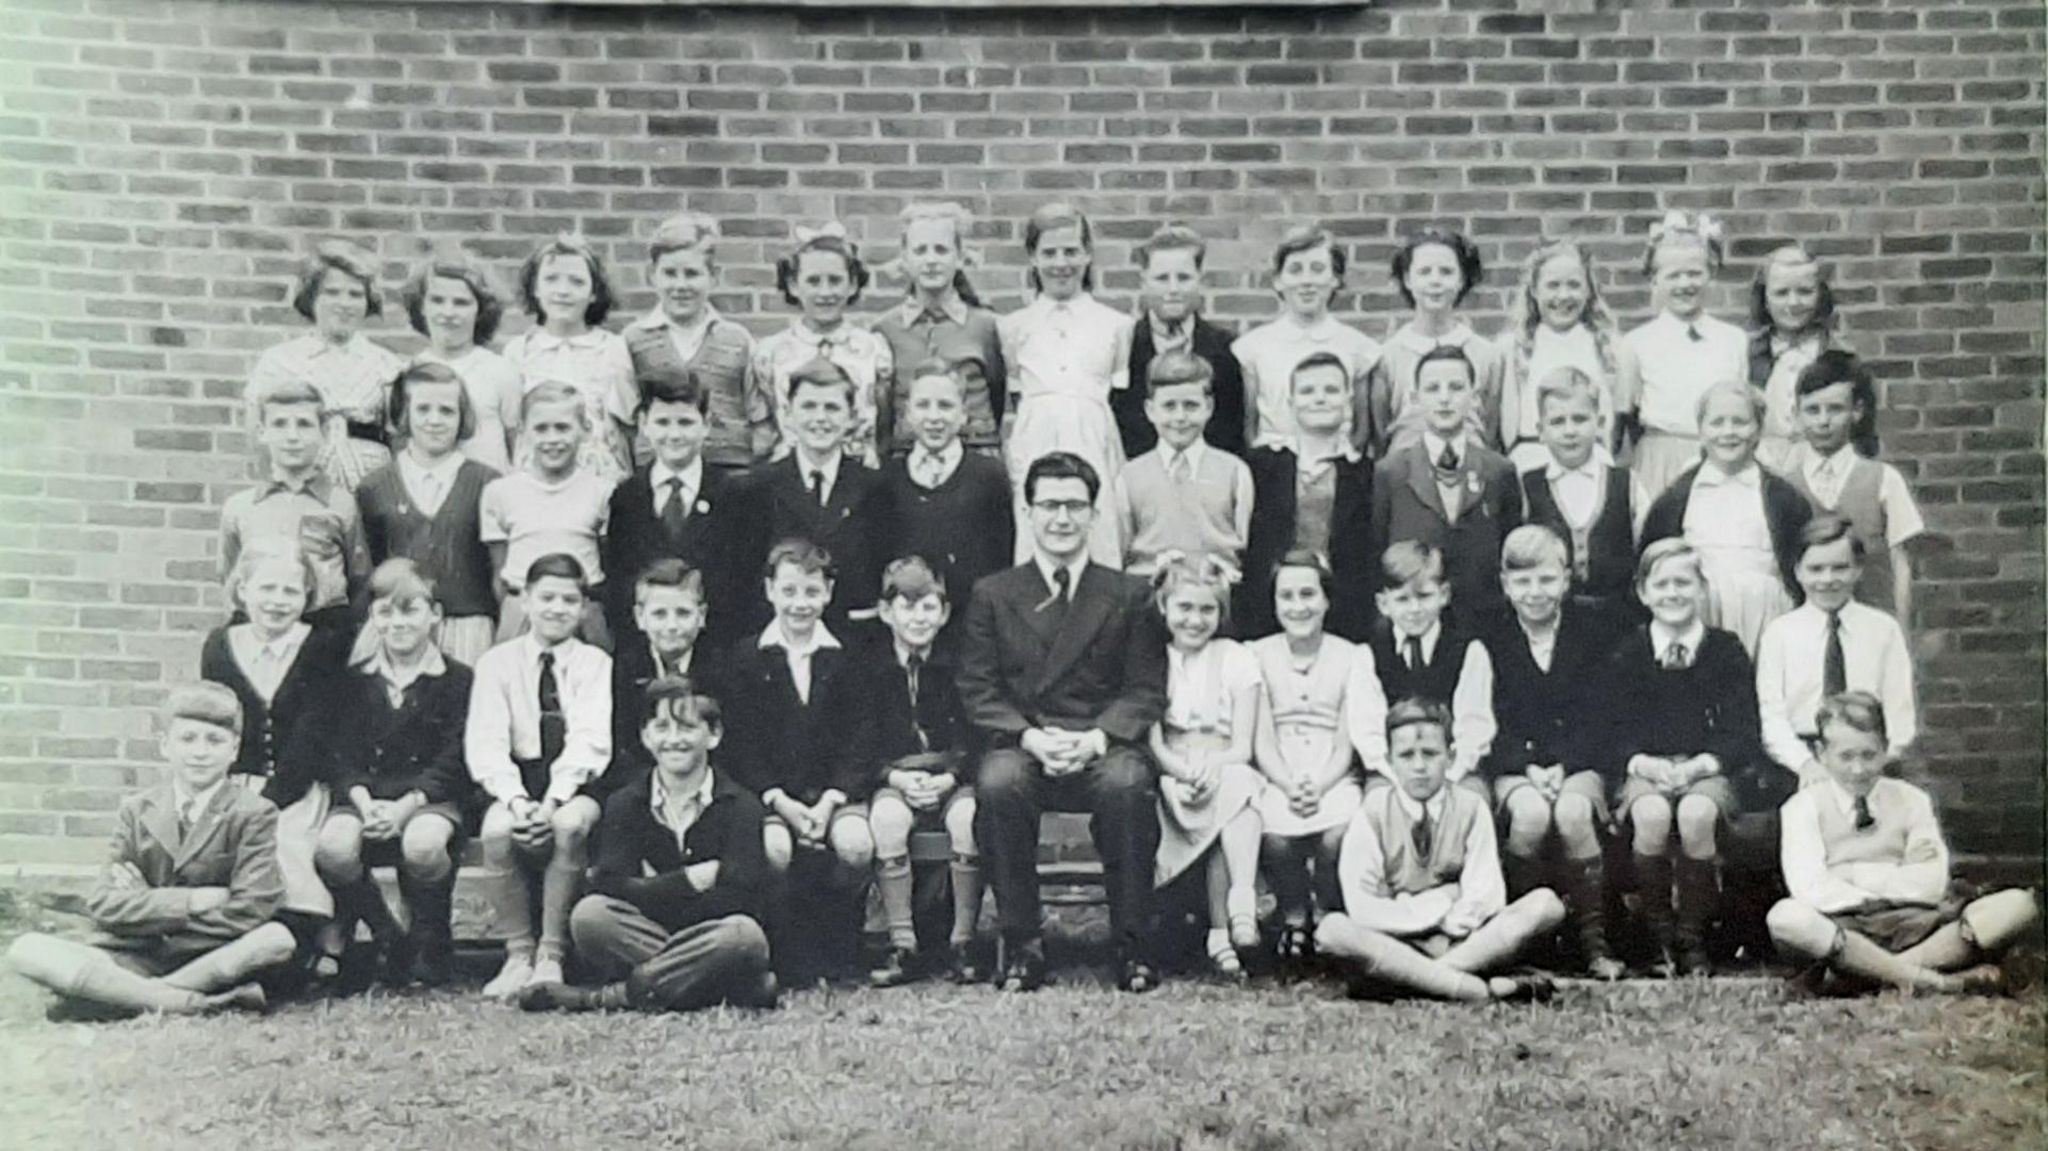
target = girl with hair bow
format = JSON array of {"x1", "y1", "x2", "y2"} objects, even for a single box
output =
[
  {"x1": 749, "y1": 221, "x2": 895, "y2": 465},
  {"x1": 1618, "y1": 210, "x2": 1749, "y2": 500}
]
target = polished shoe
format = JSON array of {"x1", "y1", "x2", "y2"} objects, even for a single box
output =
[
  {"x1": 516, "y1": 981, "x2": 629, "y2": 1013},
  {"x1": 868, "y1": 946, "x2": 920, "y2": 989},
  {"x1": 1120, "y1": 959, "x2": 1160, "y2": 994},
  {"x1": 731, "y1": 970, "x2": 782, "y2": 1010},
  {"x1": 948, "y1": 941, "x2": 984, "y2": 985},
  {"x1": 998, "y1": 940, "x2": 1047, "y2": 993}
]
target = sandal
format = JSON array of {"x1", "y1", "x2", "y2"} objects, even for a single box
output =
[
  {"x1": 1228, "y1": 913, "x2": 1261, "y2": 951},
  {"x1": 1207, "y1": 929, "x2": 1244, "y2": 981}
]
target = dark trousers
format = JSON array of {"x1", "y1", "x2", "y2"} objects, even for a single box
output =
[
  {"x1": 569, "y1": 895, "x2": 771, "y2": 1012},
  {"x1": 976, "y1": 744, "x2": 1159, "y2": 961}
]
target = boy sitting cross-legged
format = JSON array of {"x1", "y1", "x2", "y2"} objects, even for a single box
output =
[
  {"x1": 519, "y1": 675, "x2": 779, "y2": 1014},
  {"x1": 1767, "y1": 691, "x2": 2037, "y2": 995},
  {"x1": 1316, "y1": 698, "x2": 1564, "y2": 1002},
  {"x1": 7, "y1": 684, "x2": 295, "y2": 1019},
  {"x1": 863, "y1": 556, "x2": 984, "y2": 988}
]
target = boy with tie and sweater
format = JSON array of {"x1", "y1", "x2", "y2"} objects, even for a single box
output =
[
  {"x1": 863, "y1": 557, "x2": 983, "y2": 988},
  {"x1": 8, "y1": 685, "x2": 293, "y2": 1019},
  {"x1": 519, "y1": 675, "x2": 780, "y2": 1014},
  {"x1": 1114, "y1": 222, "x2": 1246, "y2": 460},
  {"x1": 1756, "y1": 517, "x2": 1918, "y2": 790},
  {"x1": 1480, "y1": 527, "x2": 1623, "y2": 979},
  {"x1": 1350, "y1": 542, "x2": 1494, "y2": 792},
  {"x1": 1370, "y1": 344, "x2": 1522, "y2": 632},
  {"x1": 1107, "y1": 351, "x2": 1256, "y2": 579},
  {"x1": 465, "y1": 553, "x2": 614, "y2": 998},
  {"x1": 1767, "y1": 692, "x2": 2035, "y2": 994},
  {"x1": 1514, "y1": 367, "x2": 1647, "y2": 652},
  {"x1": 1316, "y1": 699, "x2": 1563, "y2": 1002},
  {"x1": 601, "y1": 364, "x2": 742, "y2": 651},
  {"x1": 624, "y1": 213, "x2": 758, "y2": 477}
]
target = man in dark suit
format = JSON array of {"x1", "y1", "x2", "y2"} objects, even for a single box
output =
[
  {"x1": 602, "y1": 365, "x2": 743, "y2": 649},
  {"x1": 1113, "y1": 223, "x2": 1246, "y2": 460},
  {"x1": 959, "y1": 451, "x2": 1169, "y2": 993}
]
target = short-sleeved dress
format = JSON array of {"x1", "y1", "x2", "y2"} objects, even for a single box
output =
[
  {"x1": 248, "y1": 333, "x2": 407, "y2": 492},
  {"x1": 1251, "y1": 632, "x2": 1364, "y2": 837},
  {"x1": 503, "y1": 327, "x2": 638, "y2": 484},
  {"x1": 998, "y1": 292, "x2": 1133, "y2": 564},
  {"x1": 1155, "y1": 638, "x2": 1265, "y2": 886}
]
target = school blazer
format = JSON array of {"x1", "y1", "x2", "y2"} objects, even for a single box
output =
[
  {"x1": 720, "y1": 636, "x2": 869, "y2": 804},
  {"x1": 957, "y1": 562, "x2": 1169, "y2": 748},
  {"x1": 1115, "y1": 316, "x2": 1248, "y2": 459},
  {"x1": 1370, "y1": 441, "x2": 1523, "y2": 610},
  {"x1": 588, "y1": 769, "x2": 769, "y2": 931},
  {"x1": 855, "y1": 639, "x2": 974, "y2": 787},
  {"x1": 85, "y1": 782, "x2": 285, "y2": 944},
  {"x1": 1640, "y1": 463, "x2": 1814, "y2": 600},
  {"x1": 601, "y1": 463, "x2": 742, "y2": 646},
  {"x1": 1240, "y1": 445, "x2": 1375, "y2": 641},
  {"x1": 739, "y1": 456, "x2": 886, "y2": 631},
  {"x1": 326, "y1": 659, "x2": 475, "y2": 807}
]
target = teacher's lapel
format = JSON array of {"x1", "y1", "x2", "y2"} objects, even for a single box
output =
[{"x1": 1033, "y1": 565, "x2": 1115, "y2": 698}]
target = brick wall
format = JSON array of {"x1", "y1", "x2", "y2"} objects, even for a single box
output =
[{"x1": 0, "y1": 0, "x2": 2041, "y2": 876}]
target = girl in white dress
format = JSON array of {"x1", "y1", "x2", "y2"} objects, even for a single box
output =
[
  {"x1": 1147, "y1": 556, "x2": 1265, "y2": 979},
  {"x1": 502, "y1": 236, "x2": 638, "y2": 483},
  {"x1": 1496, "y1": 239, "x2": 1636, "y2": 472},
  {"x1": 998, "y1": 202, "x2": 1133, "y2": 563},
  {"x1": 1619, "y1": 212, "x2": 1748, "y2": 500},
  {"x1": 1250, "y1": 550, "x2": 1368, "y2": 970},
  {"x1": 248, "y1": 241, "x2": 406, "y2": 492},
  {"x1": 406, "y1": 255, "x2": 521, "y2": 474}
]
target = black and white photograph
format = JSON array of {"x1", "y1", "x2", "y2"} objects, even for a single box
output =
[{"x1": 0, "y1": 0, "x2": 2042, "y2": 1146}]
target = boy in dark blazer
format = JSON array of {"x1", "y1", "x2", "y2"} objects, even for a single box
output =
[
  {"x1": 1371, "y1": 344, "x2": 1523, "y2": 633},
  {"x1": 862, "y1": 557, "x2": 982, "y2": 988},
  {"x1": 1241, "y1": 350, "x2": 1375, "y2": 639},
  {"x1": 1114, "y1": 222, "x2": 1246, "y2": 460},
  {"x1": 313, "y1": 559, "x2": 475, "y2": 987},
  {"x1": 959, "y1": 452, "x2": 1170, "y2": 994},
  {"x1": 738, "y1": 359, "x2": 886, "y2": 638},
  {"x1": 520, "y1": 675, "x2": 779, "y2": 1013},
  {"x1": 7, "y1": 684, "x2": 293, "y2": 1018},
  {"x1": 602, "y1": 363, "x2": 743, "y2": 649}
]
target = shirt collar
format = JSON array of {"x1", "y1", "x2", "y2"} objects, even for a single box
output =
[
  {"x1": 172, "y1": 778, "x2": 228, "y2": 821},
  {"x1": 1034, "y1": 554, "x2": 1091, "y2": 600},
  {"x1": 1649, "y1": 619, "x2": 1707, "y2": 656},
  {"x1": 1695, "y1": 460, "x2": 1760, "y2": 488},
  {"x1": 793, "y1": 447, "x2": 844, "y2": 487},
  {"x1": 758, "y1": 618, "x2": 841, "y2": 656},
  {"x1": 650, "y1": 767, "x2": 718, "y2": 822},
  {"x1": 1165, "y1": 438, "x2": 1209, "y2": 473},
  {"x1": 1293, "y1": 435, "x2": 1361, "y2": 466},
  {"x1": 894, "y1": 641, "x2": 933, "y2": 670},
  {"x1": 650, "y1": 456, "x2": 705, "y2": 495},
  {"x1": 1395, "y1": 621, "x2": 1441, "y2": 655},
  {"x1": 632, "y1": 303, "x2": 719, "y2": 334},
  {"x1": 1807, "y1": 442, "x2": 1858, "y2": 477},
  {"x1": 354, "y1": 644, "x2": 448, "y2": 690},
  {"x1": 648, "y1": 639, "x2": 694, "y2": 679},
  {"x1": 1389, "y1": 320, "x2": 1476, "y2": 356},
  {"x1": 262, "y1": 468, "x2": 332, "y2": 500},
  {"x1": 1545, "y1": 456, "x2": 1602, "y2": 482},
  {"x1": 792, "y1": 319, "x2": 854, "y2": 349},
  {"x1": 1421, "y1": 431, "x2": 1459, "y2": 468},
  {"x1": 1149, "y1": 309, "x2": 1196, "y2": 339},
  {"x1": 912, "y1": 439, "x2": 963, "y2": 475},
  {"x1": 900, "y1": 292, "x2": 969, "y2": 327},
  {"x1": 521, "y1": 631, "x2": 583, "y2": 666},
  {"x1": 525, "y1": 327, "x2": 607, "y2": 352},
  {"x1": 249, "y1": 622, "x2": 310, "y2": 660},
  {"x1": 1389, "y1": 784, "x2": 1448, "y2": 823}
]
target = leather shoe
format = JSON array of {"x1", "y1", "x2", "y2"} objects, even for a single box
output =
[
  {"x1": 1120, "y1": 959, "x2": 1159, "y2": 994},
  {"x1": 998, "y1": 939, "x2": 1046, "y2": 993},
  {"x1": 868, "y1": 946, "x2": 919, "y2": 989}
]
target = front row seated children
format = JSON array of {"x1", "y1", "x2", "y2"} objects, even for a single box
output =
[
  {"x1": 1370, "y1": 344, "x2": 1522, "y2": 631},
  {"x1": 1756, "y1": 517, "x2": 1919, "y2": 790},
  {"x1": 1608, "y1": 539, "x2": 1774, "y2": 978},
  {"x1": 863, "y1": 558, "x2": 982, "y2": 988},
  {"x1": 1148, "y1": 556, "x2": 1266, "y2": 979},
  {"x1": 1353, "y1": 542, "x2": 1493, "y2": 789},
  {"x1": 1240, "y1": 352, "x2": 1375, "y2": 640},
  {"x1": 519, "y1": 676, "x2": 779, "y2": 1014},
  {"x1": 1107, "y1": 351, "x2": 1255, "y2": 579},
  {"x1": 1514, "y1": 366, "x2": 1647, "y2": 652},
  {"x1": 723, "y1": 539, "x2": 874, "y2": 975},
  {"x1": 7, "y1": 684, "x2": 295, "y2": 1018},
  {"x1": 480, "y1": 381, "x2": 615, "y2": 648},
  {"x1": 612, "y1": 559, "x2": 715, "y2": 780},
  {"x1": 466, "y1": 553, "x2": 615, "y2": 998},
  {"x1": 1316, "y1": 699, "x2": 1564, "y2": 1002},
  {"x1": 1252, "y1": 552, "x2": 1368, "y2": 971},
  {"x1": 1481, "y1": 526, "x2": 1624, "y2": 979},
  {"x1": 313, "y1": 559, "x2": 475, "y2": 988},
  {"x1": 1768, "y1": 692, "x2": 2037, "y2": 995}
]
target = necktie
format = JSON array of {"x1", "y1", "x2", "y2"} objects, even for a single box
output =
[
  {"x1": 1823, "y1": 610, "x2": 1847, "y2": 698},
  {"x1": 660, "y1": 476, "x2": 689, "y2": 540},
  {"x1": 1853, "y1": 795, "x2": 1876, "y2": 832},
  {"x1": 1661, "y1": 642, "x2": 1689, "y2": 671},
  {"x1": 916, "y1": 452, "x2": 944, "y2": 489},
  {"x1": 537, "y1": 650, "x2": 566, "y2": 768},
  {"x1": 1404, "y1": 635, "x2": 1424, "y2": 672},
  {"x1": 1052, "y1": 566, "x2": 1071, "y2": 604},
  {"x1": 1687, "y1": 324, "x2": 1703, "y2": 343},
  {"x1": 1435, "y1": 442, "x2": 1459, "y2": 473},
  {"x1": 906, "y1": 654, "x2": 927, "y2": 750},
  {"x1": 1170, "y1": 453, "x2": 1193, "y2": 483},
  {"x1": 807, "y1": 469, "x2": 826, "y2": 509},
  {"x1": 177, "y1": 802, "x2": 194, "y2": 841},
  {"x1": 1412, "y1": 806, "x2": 1434, "y2": 860}
]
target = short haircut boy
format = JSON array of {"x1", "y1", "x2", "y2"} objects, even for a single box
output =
[
  {"x1": 1290, "y1": 350, "x2": 1349, "y2": 387},
  {"x1": 648, "y1": 212, "x2": 719, "y2": 266},
  {"x1": 1380, "y1": 540, "x2": 1446, "y2": 590},
  {"x1": 636, "y1": 362, "x2": 710, "y2": 416},
  {"x1": 640, "y1": 673, "x2": 722, "y2": 734},
  {"x1": 525, "y1": 552, "x2": 590, "y2": 594},
  {"x1": 908, "y1": 357, "x2": 966, "y2": 397},
  {"x1": 166, "y1": 681, "x2": 243, "y2": 736},
  {"x1": 1386, "y1": 696, "x2": 1452, "y2": 744},
  {"x1": 520, "y1": 379, "x2": 588, "y2": 426},
  {"x1": 1414, "y1": 342, "x2": 1477, "y2": 385},
  {"x1": 881, "y1": 554, "x2": 946, "y2": 604},
  {"x1": 1146, "y1": 350, "x2": 1214, "y2": 396},
  {"x1": 1797, "y1": 512, "x2": 1865, "y2": 563},
  {"x1": 764, "y1": 538, "x2": 835, "y2": 582},
  {"x1": 1814, "y1": 689, "x2": 1886, "y2": 747},
  {"x1": 635, "y1": 557, "x2": 705, "y2": 605},
  {"x1": 1499, "y1": 524, "x2": 1569, "y2": 574},
  {"x1": 365, "y1": 556, "x2": 439, "y2": 607},
  {"x1": 1533, "y1": 365, "x2": 1600, "y2": 415},
  {"x1": 786, "y1": 357, "x2": 859, "y2": 406},
  {"x1": 253, "y1": 376, "x2": 325, "y2": 418},
  {"x1": 1136, "y1": 222, "x2": 1206, "y2": 269}
]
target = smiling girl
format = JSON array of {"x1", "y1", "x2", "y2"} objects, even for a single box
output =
[
  {"x1": 405, "y1": 255, "x2": 520, "y2": 474},
  {"x1": 750, "y1": 223, "x2": 895, "y2": 466},
  {"x1": 1496, "y1": 239, "x2": 1636, "y2": 472},
  {"x1": 1369, "y1": 229, "x2": 1504, "y2": 455},
  {"x1": 503, "y1": 235, "x2": 638, "y2": 483},
  {"x1": 1231, "y1": 224, "x2": 1381, "y2": 454},
  {"x1": 1747, "y1": 244, "x2": 1849, "y2": 471},
  {"x1": 1618, "y1": 212, "x2": 1747, "y2": 500}
]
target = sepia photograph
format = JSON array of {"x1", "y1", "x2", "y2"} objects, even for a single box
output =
[{"x1": 0, "y1": 0, "x2": 2041, "y2": 1147}]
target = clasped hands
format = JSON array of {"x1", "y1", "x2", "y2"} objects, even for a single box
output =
[
  {"x1": 355, "y1": 791, "x2": 426, "y2": 841},
  {"x1": 1627, "y1": 753, "x2": 1722, "y2": 796},
  {"x1": 1021, "y1": 727, "x2": 1109, "y2": 779},
  {"x1": 506, "y1": 796, "x2": 560, "y2": 852},
  {"x1": 1519, "y1": 764, "x2": 1569, "y2": 802},
  {"x1": 769, "y1": 791, "x2": 843, "y2": 846},
  {"x1": 886, "y1": 768, "x2": 959, "y2": 811}
]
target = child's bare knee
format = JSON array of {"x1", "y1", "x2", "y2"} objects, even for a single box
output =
[
  {"x1": 868, "y1": 797, "x2": 914, "y2": 854},
  {"x1": 1674, "y1": 794, "x2": 1720, "y2": 846},
  {"x1": 763, "y1": 826, "x2": 793, "y2": 874},
  {"x1": 1766, "y1": 900, "x2": 1832, "y2": 958},
  {"x1": 313, "y1": 823, "x2": 364, "y2": 881},
  {"x1": 1629, "y1": 795, "x2": 1672, "y2": 848},
  {"x1": 944, "y1": 798, "x2": 978, "y2": 855},
  {"x1": 249, "y1": 922, "x2": 299, "y2": 967},
  {"x1": 832, "y1": 820, "x2": 874, "y2": 869}
]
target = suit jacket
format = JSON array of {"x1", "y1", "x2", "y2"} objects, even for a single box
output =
[
  {"x1": 738, "y1": 455, "x2": 886, "y2": 634},
  {"x1": 855, "y1": 638, "x2": 973, "y2": 786},
  {"x1": 85, "y1": 781, "x2": 284, "y2": 945},
  {"x1": 1241, "y1": 444, "x2": 1375, "y2": 640},
  {"x1": 1371, "y1": 440, "x2": 1523, "y2": 628},
  {"x1": 720, "y1": 634, "x2": 869, "y2": 803},
  {"x1": 601, "y1": 462, "x2": 743, "y2": 647},
  {"x1": 326, "y1": 657, "x2": 475, "y2": 806},
  {"x1": 957, "y1": 562, "x2": 1168, "y2": 747},
  {"x1": 588, "y1": 768, "x2": 768, "y2": 931},
  {"x1": 1640, "y1": 462, "x2": 1814, "y2": 601},
  {"x1": 1116, "y1": 315, "x2": 1247, "y2": 460}
]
